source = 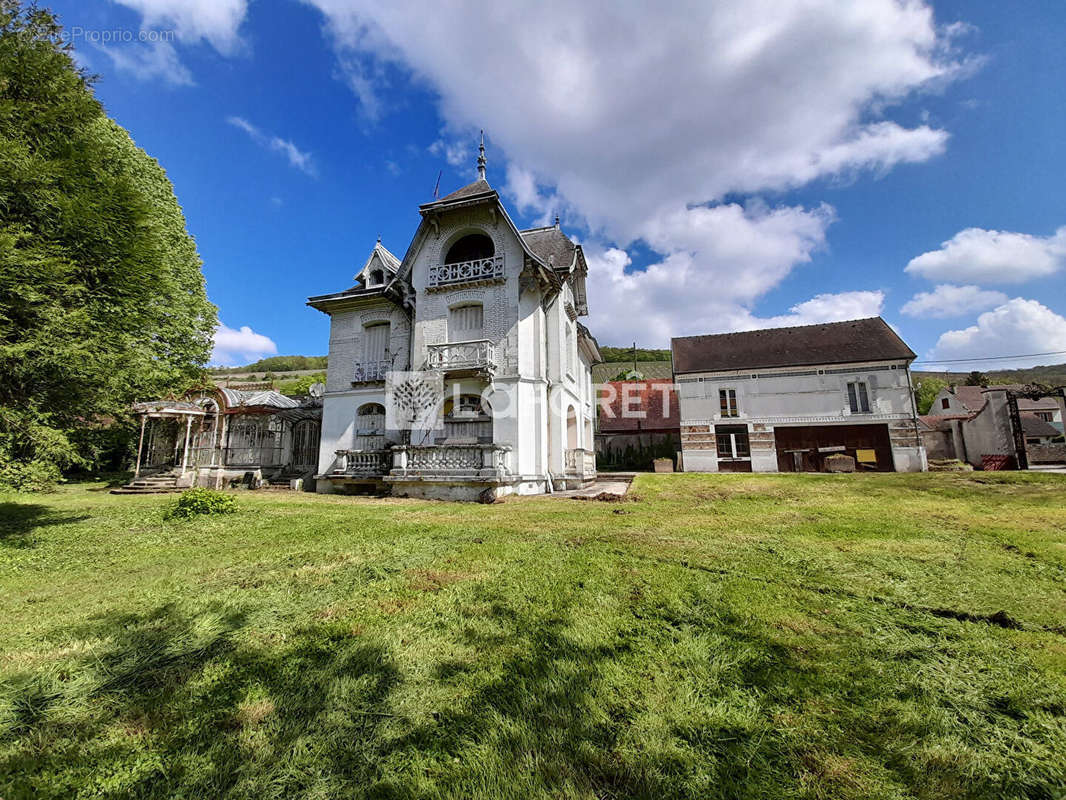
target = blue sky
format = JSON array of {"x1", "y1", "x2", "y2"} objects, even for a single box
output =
[{"x1": 51, "y1": 0, "x2": 1066, "y2": 370}]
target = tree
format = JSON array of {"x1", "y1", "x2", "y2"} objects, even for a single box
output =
[
  {"x1": 0, "y1": 2, "x2": 216, "y2": 489},
  {"x1": 965, "y1": 371, "x2": 989, "y2": 387},
  {"x1": 912, "y1": 376, "x2": 948, "y2": 415}
]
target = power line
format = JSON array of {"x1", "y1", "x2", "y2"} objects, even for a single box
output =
[{"x1": 912, "y1": 349, "x2": 1066, "y2": 366}]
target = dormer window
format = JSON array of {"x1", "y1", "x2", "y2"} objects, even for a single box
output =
[
  {"x1": 367, "y1": 269, "x2": 384, "y2": 286},
  {"x1": 445, "y1": 233, "x2": 494, "y2": 264}
]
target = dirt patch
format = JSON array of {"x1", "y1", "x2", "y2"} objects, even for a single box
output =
[
  {"x1": 235, "y1": 698, "x2": 275, "y2": 728},
  {"x1": 406, "y1": 568, "x2": 474, "y2": 593}
]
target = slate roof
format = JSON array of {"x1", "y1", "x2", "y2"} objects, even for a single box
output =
[
  {"x1": 1020, "y1": 413, "x2": 1061, "y2": 438},
  {"x1": 421, "y1": 178, "x2": 494, "y2": 208},
  {"x1": 918, "y1": 413, "x2": 971, "y2": 431},
  {"x1": 671, "y1": 317, "x2": 915, "y2": 374},
  {"x1": 598, "y1": 380, "x2": 680, "y2": 433},
  {"x1": 520, "y1": 226, "x2": 577, "y2": 269}
]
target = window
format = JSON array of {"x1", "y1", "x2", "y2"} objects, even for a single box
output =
[
  {"x1": 443, "y1": 395, "x2": 492, "y2": 443},
  {"x1": 444, "y1": 233, "x2": 494, "y2": 264},
  {"x1": 565, "y1": 325, "x2": 574, "y2": 374},
  {"x1": 448, "y1": 304, "x2": 484, "y2": 341},
  {"x1": 719, "y1": 388, "x2": 739, "y2": 417},
  {"x1": 941, "y1": 397, "x2": 950, "y2": 410},
  {"x1": 1034, "y1": 411, "x2": 1053, "y2": 422},
  {"x1": 715, "y1": 425, "x2": 750, "y2": 459},
  {"x1": 847, "y1": 381, "x2": 871, "y2": 414},
  {"x1": 363, "y1": 322, "x2": 390, "y2": 363},
  {"x1": 368, "y1": 269, "x2": 384, "y2": 286}
]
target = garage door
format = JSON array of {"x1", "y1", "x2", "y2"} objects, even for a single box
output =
[{"x1": 774, "y1": 424, "x2": 893, "y2": 472}]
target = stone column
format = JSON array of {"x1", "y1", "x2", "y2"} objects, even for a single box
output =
[{"x1": 180, "y1": 415, "x2": 193, "y2": 474}]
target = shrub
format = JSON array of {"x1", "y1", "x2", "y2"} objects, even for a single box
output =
[
  {"x1": 0, "y1": 459, "x2": 62, "y2": 492},
  {"x1": 167, "y1": 488, "x2": 237, "y2": 519}
]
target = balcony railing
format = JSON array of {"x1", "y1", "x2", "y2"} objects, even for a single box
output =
[
  {"x1": 427, "y1": 255, "x2": 504, "y2": 290},
  {"x1": 564, "y1": 448, "x2": 597, "y2": 478},
  {"x1": 389, "y1": 443, "x2": 512, "y2": 480},
  {"x1": 352, "y1": 360, "x2": 389, "y2": 384},
  {"x1": 333, "y1": 449, "x2": 392, "y2": 476},
  {"x1": 425, "y1": 339, "x2": 495, "y2": 375}
]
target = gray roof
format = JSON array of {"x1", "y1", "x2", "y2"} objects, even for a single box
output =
[
  {"x1": 219, "y1": 387, "x2": 300, "y2": 410},
  {"x1": 1021, "y1": 414, "x2": 1061, "y2": 438},
  {"x1": 520, "y1": 226, "x2": 577, "y2": 270},
  {"x1": 421, "y1": 178, "x2": 494, "y2": 208},
  {"x1": 672, "y1": 317, "x2": 916, "y2": 374}
]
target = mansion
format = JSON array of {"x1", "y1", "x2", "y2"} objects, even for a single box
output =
[{"x1": 118, "y1": 140, "x2": 601, "y2": 501}]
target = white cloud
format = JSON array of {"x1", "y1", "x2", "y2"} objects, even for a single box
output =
[
  {"x1": 900, "y1": 283, "x2": 1008, "y2": 318},
  {"x1": 305, "y1": 0, "x2": 968, "y2": 340},
  {"x1": 212, "y1": 323, "x2": 278, "y2": 366},
  {"x1": 227, "y1": 116, "x2": 317, "y2": 176},
  {"x1": 905, "y1": 226, "x2": 1066, "y2": 284},
  {"x1": 95, "y1": 41, "x2": 193, "y2": 86},
  {"x1": 428, "y1": 137, "x2": 469, "y2": 168},
  {"x1": 927, "y1": 298, "x2": 1066, "y2": 369},
  {"x1": 113, "y1": 0, "x2": 249, "y2": 54},
  {"x1": 585, "y1": 201, "x2": 838, "y2": 345},
  {"x1": 753, "y1": 291, "x2": 886, "y2": 330}
]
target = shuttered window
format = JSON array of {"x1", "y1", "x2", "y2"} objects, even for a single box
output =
[
  {"x1": 448, "y1": 304, "x2": 484, "y2": 341},
  {"x1": 363, "y1": 322, "x2": 390, "y2": 362}
]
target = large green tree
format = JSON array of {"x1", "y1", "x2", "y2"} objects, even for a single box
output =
[{"x1": 0, "y1": 2, "x2": 216, "y2": 488}]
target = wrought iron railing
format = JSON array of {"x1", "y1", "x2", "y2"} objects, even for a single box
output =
[
  {"x1": 425, "y1": 339, "x2": 495, "y2": 374},
  {"x1": 334, "y1": 449, "x2": 392, "y2": 475},
  {"x1": 352, "y1": 360, "x2": 389, "y2": 383},
  {"x1": 427, "y1": 255, "x2": 504, "y2": 289}
]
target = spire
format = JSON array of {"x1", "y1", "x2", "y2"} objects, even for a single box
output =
[{"x1": 477, "y1": 130, "x2": 487, "y2": 181}]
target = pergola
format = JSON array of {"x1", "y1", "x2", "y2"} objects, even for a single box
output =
[{"x1": 131, "y1": 400, "x2": 207, "y2": 478}]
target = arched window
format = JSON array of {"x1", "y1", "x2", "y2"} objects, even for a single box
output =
[
  {"x1": 445, "y1": 233, "x2": 494, "y2": 264},
  {"x1": 355, "y1": 403, "x2": 386, "y2": 450}
]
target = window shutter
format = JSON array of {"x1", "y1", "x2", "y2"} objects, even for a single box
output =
[
  {"x1": 363, "y1": 323, "x2": 390, "y2": 362},
  {"x1": 449, "y1": 305, "x2": 484, "y2": 341}
]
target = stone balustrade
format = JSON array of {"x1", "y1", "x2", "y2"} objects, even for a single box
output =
[
  {"x1": 425, "y1": 339, "x2": 495, "y2": 374},
  {"x1": 564, "y1": 448, "x2": 597, "y2": 478},
  {"x1": 390, "y1": 443, "x2": 512, "y2": 479},
  {"x1": 427, "y1": 255, "x2": 504, "y2": 290},
  {"x1": 333, "y1": 449, "x2": 392, "y2": 476}
]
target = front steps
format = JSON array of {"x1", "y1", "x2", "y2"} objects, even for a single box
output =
[{"x1": 110, "y1": 473, "x2": 183, "y2": 494}]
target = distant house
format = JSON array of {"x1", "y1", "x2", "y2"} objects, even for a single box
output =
[
  {"x1": 596, "y1": 379, "x2": 680, "y2": 470},
  {"x1": 671, "y1": 317, "x2": 926, "y2": 473},
  {"x1": 922, "y1": 384, "x2": 1066, "y2": 468},
  {"x1": 931, "y1": 384, "x2": 1063, "y2": 433}
]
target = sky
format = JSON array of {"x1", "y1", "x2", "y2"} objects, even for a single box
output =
[{"x1": 50, "y1": 0, "x2": 1066, "y2": 370}]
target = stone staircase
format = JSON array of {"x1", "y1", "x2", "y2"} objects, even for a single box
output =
[
  {"x1": 265, "y1": 470, "x2": 310, "y2": 490},
  {"x1": 111, "y1": 472, "x2": 184, "y2": 494}
]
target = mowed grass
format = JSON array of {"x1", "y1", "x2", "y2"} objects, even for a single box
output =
[{"x1": 1, "y1": 473, "x2": 1065, "y2": 799}]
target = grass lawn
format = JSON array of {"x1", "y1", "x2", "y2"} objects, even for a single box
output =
[{"x1": 1, "y1": 473, "x2": 1065, "y2": 799}]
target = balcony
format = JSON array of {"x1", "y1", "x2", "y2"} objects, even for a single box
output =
[
  {"x1": 564, "y1": 448, "x2": 597, "y2": 480},
  {"x1": 427, "y1": 255, "x2": 504, "y2": 291},
  {"x1": 352, "y1": 359, "x2": 389, "y2": 384},
  {"x1": 425, "y1": 339, "x2": 495, "y2": 376},
  {"x1": 388, "y1": 443, "x2": 512, "y2": 481},
  {"x1": 332, "y1": 449, "x2": 391, "y2": 477}
]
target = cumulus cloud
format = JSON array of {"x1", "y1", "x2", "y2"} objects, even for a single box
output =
[
  {"x1": 752, "y1": 291, "x2": 887, "y2": 330},
  {"x1": 212, "y1": 323, "x2": 278, "y2": 366},
  {"x1": 304, "y1": 0, "x2": 969, "y2": 341},
  {"x1": 584, "y1": 201, "x2": 839, "y2": 345},
  {"x1": 927, "y1": 298, "x2": 1066, "y2": 369},
  {"x1": 905, "y1": 226, "x2": 1066, "y2": 284},
  {"x1": 428, "y1": 138, "x2": 469, "y2": 168},
  {"x1": 227, "y1": 116, "x2": 317, "y2": 176},
  {"x1": 900, "y1": 284, "x2": 1008, "y2": 318},
  {"x1": 113, "y1": 0, "x2": 249, "y2": 54},
  {"x1": 95, "y1": 41, "x2": 193, "y2": 86}
]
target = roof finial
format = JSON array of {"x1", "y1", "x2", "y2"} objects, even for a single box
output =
[
  {"x1": 477, "y1": 130, "x2": 486, "y2": 181},
  {"x1": 554, "y1": 214, "x2": 560, "y2": 229}
]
